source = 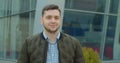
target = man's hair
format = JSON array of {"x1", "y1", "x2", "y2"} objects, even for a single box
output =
[{"x1": 42, "y1": 4, "x2": 61, "y2": 16}]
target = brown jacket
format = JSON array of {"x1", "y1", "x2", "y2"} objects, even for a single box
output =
[{"x1": 17, "y1": 32, "x2": 85, "y2": 63}]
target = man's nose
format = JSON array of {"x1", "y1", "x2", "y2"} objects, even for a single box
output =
[{"x1": 51, "y1": 17, "x2": 56, "y2": 22}]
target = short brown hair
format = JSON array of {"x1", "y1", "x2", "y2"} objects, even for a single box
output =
[{"x1": 42, "y1": 4, "x2": 61, "y2": 16}]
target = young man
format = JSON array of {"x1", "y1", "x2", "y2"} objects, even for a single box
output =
[{"x1": 17, "y1": 4, "x2": 85, "y2": 63}]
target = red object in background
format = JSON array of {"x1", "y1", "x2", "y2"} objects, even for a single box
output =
[
  {"x1": 105, "y1": 47, "x2": 113, "y2": 59},
  {"x1": 92, "y1": 47, "x2": 100, "y2": 54}
]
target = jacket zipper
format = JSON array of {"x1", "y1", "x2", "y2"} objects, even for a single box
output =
[
  {"x1": 58, "y1": 40, "x2": 61, "y2": 63},
  {"x1": 43, "y1": 40, "x2": 48, "y2": 63}
]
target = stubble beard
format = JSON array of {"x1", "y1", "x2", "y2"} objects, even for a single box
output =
[{"x1": 44, "y1": 25, "x2": 60, "y2": 34}]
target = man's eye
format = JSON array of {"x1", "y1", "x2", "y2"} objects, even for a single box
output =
[
  {"x1": 55, "y1": 16, "x2": 60, "y2": 20},
  {"x1": 46, "y1": 16, "x2": 52, "y2": 19}
]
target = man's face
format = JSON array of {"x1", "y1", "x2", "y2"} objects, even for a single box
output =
[{"x1": 41, "y1": 9, "x2": 61, "y2": 33}]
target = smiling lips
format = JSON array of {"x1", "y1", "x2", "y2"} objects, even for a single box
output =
[{"x1": 49, "y1": 24, "x2": 56, "y2": 28}]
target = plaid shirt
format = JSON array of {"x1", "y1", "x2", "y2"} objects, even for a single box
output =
[{"x1": 43, "y1": 31, "x2": 60, "y2": 63}]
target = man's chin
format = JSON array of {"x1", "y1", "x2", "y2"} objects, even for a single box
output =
[
  {"x1": 49, "y1": 30, "x2": 57, "y2": 33},
  {"x1": 47, "y1": 29, "x2": 59, "y2": 33},
  {"x1": 44, "y1": 26, "x2": 60, "y2": 33}
]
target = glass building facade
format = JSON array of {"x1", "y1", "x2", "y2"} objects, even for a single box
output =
[
  {"x1": 0, "y1": 0, "x2": 120, "y2": 63},
  {"x1": 0, "y1": 0, "x2": 36, "y2": 61},
  {"x1": 63, "y1": 0, "x2": 119, "y2": 61}
]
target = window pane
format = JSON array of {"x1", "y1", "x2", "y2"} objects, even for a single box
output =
[
  {"x1": 103, "y1": 16, "x2": 117, "y2": 60},
  {"x1": 11, "y1": 0, "x2": 20, "y2": 14},
  {"x1": 109, "y1": 0, "x2": 119, "y2": 14},
  {"x1": 30, "y1": 0, "x2": 37, "y2": 10},
  {"x1": 0, "y1": 11, "x2": 35, "y2": 59},
  {"x1": 65, "y1": 0, "x2": 106, "y2": 12},
  {"x1": 15, "y1": 12, "x2": 35, "y2": 59},
  {"x1": 20, "y1": 0, "x2": 30, "y2": 12},
  {"x1": 15, "y1": 12, "x2": 30, "y2": 59},
  {"x1": 0, "y1": 17, "x2": 12, "y2": 59},
  {"x1": 63, "y1": 10, "x2": 104, "y2": 55},
  {"x1": 0, "y1": 0, "x2": 36, "y2": 60},
  {"x1": 0, "y1": 0, "x2": 5, "y2": 16},
  {"x1": 0, "y1": 18, "x2": 4, "y2": 58}
]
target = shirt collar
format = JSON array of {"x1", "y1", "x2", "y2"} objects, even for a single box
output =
[{"x1": 43, "y1": 31, "x2": 60, "y2": 40}]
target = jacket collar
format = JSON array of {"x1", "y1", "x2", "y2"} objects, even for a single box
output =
[
  {"x1": 40, "y1": 31, "x2": 63, "y2": 40},
  {"x1": 43, "y1": 31, "x2": 60, "y2": 40}
]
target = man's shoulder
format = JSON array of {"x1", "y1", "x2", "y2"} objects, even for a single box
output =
[
  {"x1": 62, "y1": 32, "x2": 79, "y2": 42},
  {"x1": 61, "y1": 33, "x2": 81, "y2": 48},
  {"x1": 26, "y1": 33, "x2": 42, "y2": 41}
]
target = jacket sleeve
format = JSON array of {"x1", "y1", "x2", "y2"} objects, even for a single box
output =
[
  {"x1": 74, "y1": 40, "x2": 85, "y2": 63},
  {"x1": 17, "y1": 39, "x2": 29, "y2": 63}
]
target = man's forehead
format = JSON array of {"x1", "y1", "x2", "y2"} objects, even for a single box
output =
[{"x1": 44, "y1": 10, "x2": 60, "y2": 16}]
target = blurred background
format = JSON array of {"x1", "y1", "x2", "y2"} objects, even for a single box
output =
[{"x1": 0, "y1": 0, "x2": 120, "y2": 63}]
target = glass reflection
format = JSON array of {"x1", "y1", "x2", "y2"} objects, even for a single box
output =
[
  {"x1": 63, "y1": 10, "x2": 104, "y2": 56},
  {"x1": 15, "y1": 12, "x2": 35, "y2": 59},
  {"x1": 103, "y1": 16, "x2": 117, "y2": 60},
  {"x1": 109, "y1": 0, "x2": 119, "y2": 14},
  {"x1": 65, "y1": 0, "x2": 106, "y2": 12},
  {"x1": 31, "y1": 0, "x2": 37, "y2": 10},
  {"x1": 15, "y1": 12, "x2": 30, "y2": 59},
  {"x1": 0, "y1": 0, "x2": 36, "y2": 17},
  {"x1": 20, "y1": 0, "x2": 30, "y2": 12},
  {"x1": 0, "y1": 0, "x2": 36, "y2": 60},
  {"x1": 0, "y1": 18, "x2": 4, "y2": 58}
]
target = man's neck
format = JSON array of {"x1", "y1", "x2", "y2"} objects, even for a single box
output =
[{"x1": 45, "y1": 31, "x2": 59, "y2": 42}]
